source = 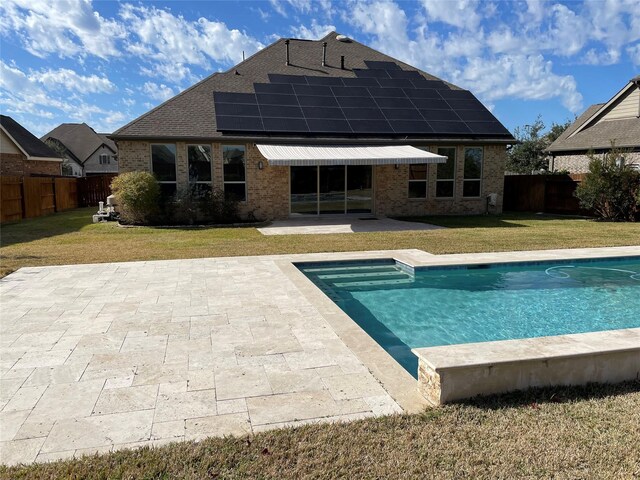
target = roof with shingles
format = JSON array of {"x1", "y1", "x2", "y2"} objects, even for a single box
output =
[
  {"x1": 42, "y1": 123, "x2": 117, "y2": 164},
  {"x1": 548, "y1": 82, "x2": 640, "y2": 153},
  {"x1": 112, "y1": 32, "x2": 513, "y2": 143},
  {"x1": 0, "y1": 115, "x2": 62, "y2": 159}
]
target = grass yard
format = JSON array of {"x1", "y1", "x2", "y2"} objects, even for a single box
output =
[
  {"x1": 1, "y1": 209, "x2": 639, "y2": 478},
  {"x1": 2, "y1": 383, "x2": 639, "y2": 479},
  {"x1": 1, "y1": 207, "x2": 639, "y2": 277}
]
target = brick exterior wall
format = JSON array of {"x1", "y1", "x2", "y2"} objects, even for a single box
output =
[
  {"x1": 553, "y1": 151, "x2": 640, "y2": 173},
  {"x1": 117, "y1": 140, "x2": 507, "y2": 220},
  {"x1": 0, "y1": 153, "x2": 61, "y2": 176}
]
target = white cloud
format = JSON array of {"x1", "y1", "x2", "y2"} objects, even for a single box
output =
[
  {"x1": 0, "y1": 0, "x2": 126, "y2": 59},
  {"x1": 627, "y1": 43, "x2": 640, "y2": 66},
  {"x1": 269, "y1": 0, "x2": 313, "y2": 17},
  {"x1": 141, "y1": 82, "x2": 175, "y2": 102},
  {"x1": 30, "y1": 68, "x2": 116, "y2": 94},
  {"x1": 421, "y1": 0, "x2": 481, "y2": 31},
  {"x1": 291, "y1": 20, "x2": 336, "y2": 40}
]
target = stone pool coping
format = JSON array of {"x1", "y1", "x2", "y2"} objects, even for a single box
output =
[{"x1": 284, "y1": 245, "x2": 640, "y2": 408}]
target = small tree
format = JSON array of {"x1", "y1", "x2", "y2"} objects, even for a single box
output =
[
  {"x1": 507, "y1": 116, "x2": 572, "y2": 173},
  {"x1": 110, "y1": 172, "x2": 160, "y2": 224},
  {"x1": 574, "y1": 148, "x2": 640, "y2": 221}
]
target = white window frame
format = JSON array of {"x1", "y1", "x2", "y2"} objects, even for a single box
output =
[
  {"x1": 222, "y1": 144, "x2": 247, "y2": 203},
  {"x1": 187, "y1": 144, "x2": 213, "y2": 189},
  {"x1": 150, "y1": 143, "x2": 178, "y2": 193},
  {"x1": 99, "y1": 153, "x2": 110, "y2": 165},
  {"x1": 462, "y1": 146, "x2": 483, "y2": 198},
  {"x1": 436, "y1": 147, "x2": 456, "y2": 199},
  {"x1": 408, "y1": 163, "x2": 428, "y2": 199}
]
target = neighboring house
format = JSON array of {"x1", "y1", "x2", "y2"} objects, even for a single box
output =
[
  {"x1": 0, "y1": 115, "x2": 62, "y2": 176},
  {"x1": 548, "y1": 76, "x2": 640, "y2": 173},
  {"x1": 112, "y1": 32, "x2": 514, "y2": 220},
  {"x1": 42, "y1": 123, "x2": 118, "y2": 176}
]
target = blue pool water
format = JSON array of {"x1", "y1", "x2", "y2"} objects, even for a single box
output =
[{"x1": 298, "y1": 257, "x2": 640, "y2": 377}]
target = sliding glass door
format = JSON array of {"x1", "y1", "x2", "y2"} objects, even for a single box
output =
[{"x1": 290, "y1": 165, "x2": 372, "y2": 215}]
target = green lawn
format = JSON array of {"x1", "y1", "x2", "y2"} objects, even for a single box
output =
[
  {"x1": 1, "y1": 209, "x2": 639, "y2": 478},
  {"x1": 1, "y1": 207, "x2": 639, "y2": 277}
]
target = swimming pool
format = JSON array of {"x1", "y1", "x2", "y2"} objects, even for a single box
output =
[{"x1": 298, "y1": 256, "x2": 640, "y2": 377}]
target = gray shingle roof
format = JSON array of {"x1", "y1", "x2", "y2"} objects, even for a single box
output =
[
  {"x1": 0, "y1": 115, "x2": 62, "y2": 159},
  {"x1": 548, "y1": 84, "x2": 640, "y2": 153},
  {"x1": 113, "y1": 32, "x2": 513, "y2": 143},
  {"x1": 42, "y1": 123, "x2": 117, "y2": 164}
]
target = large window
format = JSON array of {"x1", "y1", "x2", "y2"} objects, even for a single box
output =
[
  {"x1": 99, "y1": 154, "x2": 111, "y2": 165},
  {"x1": 436, "y1": 147, "x2": 456, "y2": 198},
  {"x1": 408, "y1": 164, "x2": 428, "y2": 198},
  {"x1": 223, "y1": 145, "x2": 246, "y2": 202},
  {"x1": 188, "y1": 145, "x2": 212, "y2": 193},
  {"x1": 151, "y1": 144, "x2": 177, "y2": 196},
  {"x1": 463, "y1": 147, "x2": 483, "y2": 197}
]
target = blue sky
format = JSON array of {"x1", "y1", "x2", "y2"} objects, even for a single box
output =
[{"x1": 0, "y1": 0, "x2": 638, "y2": 137}]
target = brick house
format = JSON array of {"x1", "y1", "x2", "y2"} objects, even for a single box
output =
[
  {"x1": 548, "y1": 76, "x2": 640, "y2": 173},
  {"x1": 0, "y1": 115, "x2": 62, "y2": 176},
  {"x1": 42, "y1": 123, "x2": 118, "y2": 177},
  {"x1": 112, "y1": 32, "x2": 514, "y2": 220}
]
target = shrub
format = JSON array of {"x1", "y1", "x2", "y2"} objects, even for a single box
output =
[
  {"x1": 165, "y1": 186, "x2": 241, "y2": 225},
  {"x1": 574, "y1": 148, "x2": 640, "y2": 221},
  {"x1": 110, "y1": 172, "x2": 160, "y2": 224}
]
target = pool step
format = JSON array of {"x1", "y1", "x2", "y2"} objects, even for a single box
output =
[
  {"x1": 333, "y1": 277, "x2": 415, "y2": 288},
  {"x1": 312, "y1": 264, "x2": 414, "y2": 289}
]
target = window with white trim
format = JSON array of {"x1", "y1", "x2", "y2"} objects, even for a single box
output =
[
  {"x1": 99, "y1": 154, "x2": 110, "y2": 165},
  {"x1": 188, "y1": 144, "x2": 212, "y2": 194},
  {"x1": 151, "y1": 143, "x2": 177, "y2": 197},
  {"x1": 223, "y1": 145, "x2": 246, "y2": 202},
  {"x1": 463, "y1": 147, "x2": 483, "y2": 197},
  {"x1": 408, "y1": 163, "x2": 428, "y2": 198},
  {"x1": 436, "y1": 147, "x2": 455, "y2": 198}
]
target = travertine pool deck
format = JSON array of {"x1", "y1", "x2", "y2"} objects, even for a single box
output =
[
  {"x1": 0, "y1": 249, "x2": 431, "y2": 466},
  {"x1": 1, "y1": 246, "x2": 639, "y2": 466},
  {"x1": 258, "y1": 217, "x2": 444, "y2": 235}
]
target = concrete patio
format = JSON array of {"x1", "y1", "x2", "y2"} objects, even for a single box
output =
[
  {"x1": 0, "y1": 250, "x2": 431, "y2": 466},
  {"x1": 258, "y1": 217, "x2": 445, "y2": 235}
]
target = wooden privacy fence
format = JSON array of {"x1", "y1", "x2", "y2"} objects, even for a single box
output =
[
  {"x1": 0, "y1": 174, "x2": 116, "y2": 223},
  {"x1": 503, "y1": 174, "x2": 587, "y2": 215}
]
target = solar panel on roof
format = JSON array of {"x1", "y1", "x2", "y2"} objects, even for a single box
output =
[
  {"x1": 364, "y1": 61, "x2": 401, "y2": 70},
  {"x1": 465, "y1": 121, "x2": 511, "y2": 135},
  {"x1": 456, "y1": 109, "x2": 497, "y2": 122},
  {"x1": 348, "y1": 119, "x2": 394, "y2": 133},
  {"x1": 297, "y1": 95, "x2": 340, "y2": 107},
  {"x1": 420, "y1": 109, "x2": 461, "y2": 121},
  {"x1": 215, "y1": 103, "x2": 261, "y2": 116},
  {"x1": 354, "y1": 69, "x2": 390, "y2": 79},
  {"x1": 342, "y1": 78, "x2": 380, "y2": 87},
  {"x1": 437, "y1": 89, "x2": 474, "y2": 99},
  {"x1": 256, "y1": 93, "x2": 299, "y2": 106},
  {"x1": 427, "y1": 121, "x2": 472, "y2": 134},
  {"x1": 404, "y1": 88, "x2": 441, "y2": 99},
  {"x1": 292, "y1": 84, "x2": 332, "y2": 96},
  {"x1": 387, "y1": 70, "x2": 423, "y2": 80},
  {"x1": 259, "y1": 105, "x2": 304, "y2": 118},
  {"x1": 367, "y1": 87, "x2": 406, "y2": 98},
  {"x1": 268, "y1": 74, "x2": 307, "y2": 84},
  {"x1": 445, "y1": 98, "x2": 484, "y2": 110},
  {"x1": 374, "y1": 97, "x2": 414, "y2": 108},
  {"x1": 254, "y1": 83, "x2": 294, "y2": 94},
  {"x1": 410, "y1": 98, "x2": 450, "y2": 109},
  {"x1": 342, "y1": 108, "x2": 386, "y2": 120},
  {"x1": 305, "y1": 76, "x2": 345, "y2": 86},
  {"x1": 335, "y1": 96, "x2": 378, "y2": 108},
  {"x1": 388, "y1": 120, "x2": 433, "y2": 134},
  {"x1": 331, "y1": 86, "x2": 371, "y2": 97},
  {"x1": 261, "y1": 117, "x2": 310, "y2": 132},
  {"x1": 411, "y1": 79, "x2": 447, "y2": 89},
  {"x1": 216, "y1": 116, "x2": 264, "y2": 131},
  {"x1": 301, "y1": 107, "x2": 346, "y2": 119},
  {"x1": 305, "y1": 119, "x2": 353, "y2": 133},
  {"x1": 214, "y1": 92, "x2": 257, "y2": 104},
  {"x1": 381, "y1": 108, "x2": 424, "y2": 120},
  {"x1": 377, "y1": 78, "x2": 414, "y2": 89}
]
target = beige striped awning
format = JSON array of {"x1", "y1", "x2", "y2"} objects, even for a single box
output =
[{"x1": 256, "y1": 144, "x2": 447, "y2": 166}]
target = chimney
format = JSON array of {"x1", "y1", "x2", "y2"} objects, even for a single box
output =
[
  {"x1": 322, "y1": 42, "x2": 327, "y2": 66},
  {"x1": 340, "y1": 55, "x2": 345, "y2": 70},
  {"x1": 285, "y1": 39, "x2": 290, "y2": 66}
]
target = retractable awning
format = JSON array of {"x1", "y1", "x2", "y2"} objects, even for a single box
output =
[{"x1": 256, "y1": 144, "x2": 447, "y2": 166}]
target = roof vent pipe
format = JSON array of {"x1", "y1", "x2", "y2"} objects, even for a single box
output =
[
  {"x1": 341, "y1": 55, "x2": 345, "y2": 70},
  {"x1": 322, "y1": 42, "x2": 327, "y2": 66},
  {"x1": 285, "y1": 39, "x2": 290, "y2": 66}
]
